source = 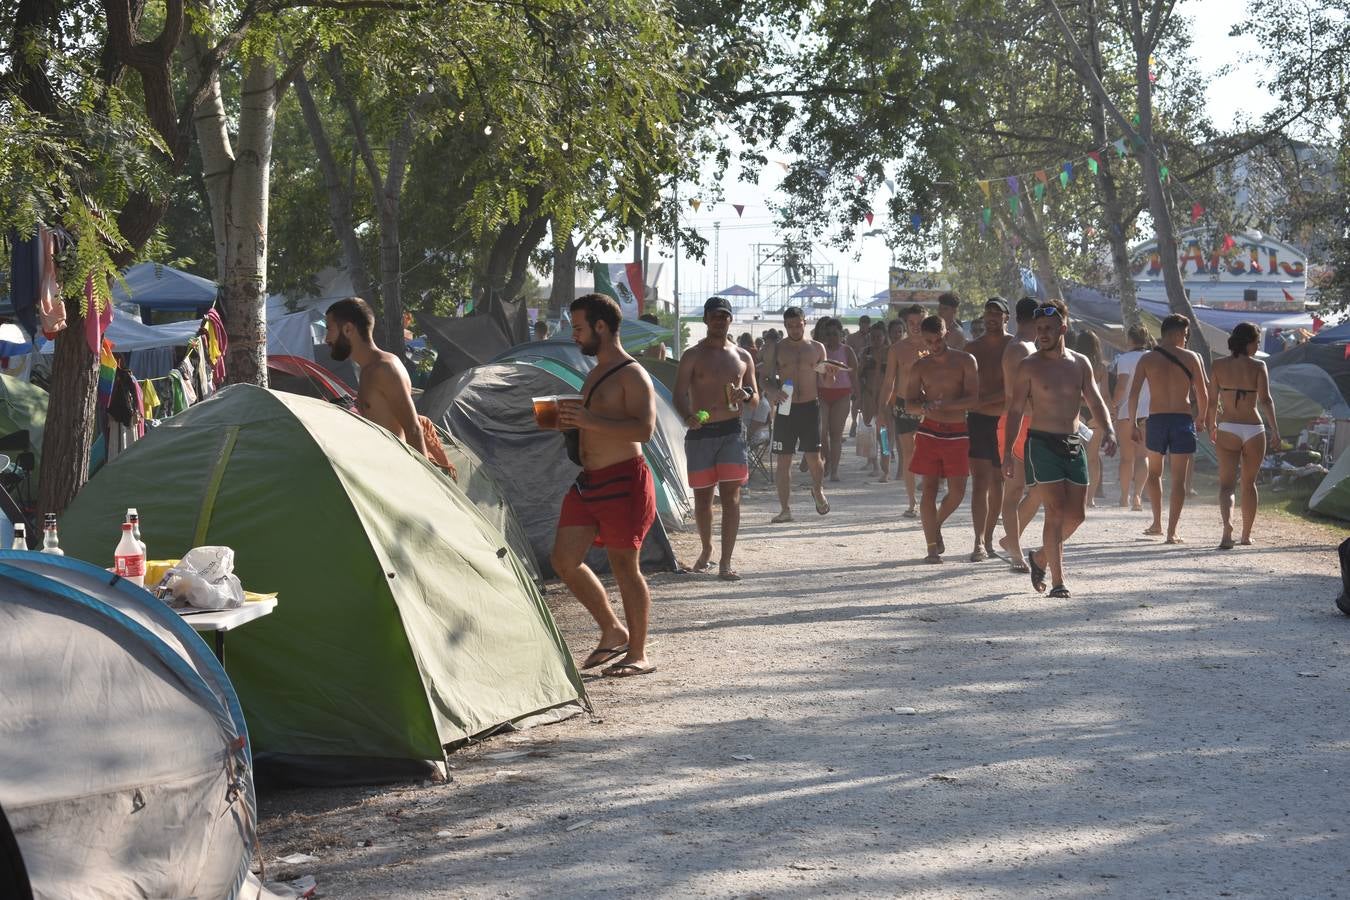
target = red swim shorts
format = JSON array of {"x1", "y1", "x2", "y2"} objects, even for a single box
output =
[
  {"x1": 558, "y1": 455, "x2": 657, "y2": 550},
  {"x1": 996, "y1": 413, "x2": 1032, "y2": 461},
  {"x1": 909, "y1": 418, "x2": 970, "y2": 478}
]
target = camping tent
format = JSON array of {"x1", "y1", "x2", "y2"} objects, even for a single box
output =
[
  {"x1": 0, "y1": 552, "x2": 255, "y2": 899},
  {"x1": 418, "y1": 312, "x2": 514, "y2": 387},
  {"x1": 638, "y1": 356, "x2": 679, "y2": 393},
  {"x1": 1310, "y1": 445, "x2": 1350, "y2": 521},
  {"x1": 1268, "y1": 341, "x2": 1350, "y2": 408},
  {"x1": 267, "y1": 354, "x2": 357, "y2": 404},
  {"x1": 418, "y1": 362, "x2": 681, "y2": 577},
  {"x1": 112, "y1": 263, "x2": 217, "y2": 319},
  {"x1": 59, "y1": 386, "x2": 584, "y2": 776},
  {"x1": 0, "y1": 375, "x2": 45, "y2": 470},
  {"x1": 1268, "y1": 364, "x2": 1350, "y2": 422},
  {"x1": 1310, "y1": 319, "x2": 1350, "y2": 344}
]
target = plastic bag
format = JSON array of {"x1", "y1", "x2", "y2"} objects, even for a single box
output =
[
  {"x1": 160, "y1": 546, "x2": 245, "y2": 610},
  {"x1": 855, "y1": 422, "x2": 876, "y2": 458}
]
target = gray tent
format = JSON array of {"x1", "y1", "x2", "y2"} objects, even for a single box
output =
[
  {"x1": 418, "y1": 312, "x2": 513, "y2": 387},
  {"x1": 0, "y1": 553, "x2": 256, "y2": 899},
  {"x1": 1268, "y1": 364, "x2": 1350, "y2": 420},
  {"x1": 418, "y1": 361, "x2": 679, "y2": 577}
]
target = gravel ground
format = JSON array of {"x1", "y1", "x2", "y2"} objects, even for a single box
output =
[{"x1": 259, "y1": 453, "x2": 1348, "y2": 899}]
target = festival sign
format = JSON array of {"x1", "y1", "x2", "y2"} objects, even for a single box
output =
[
  {"x1": 888, "y1": 268, "x2": 951, "y2": 306},
  {"x1": 1130, "y1": 229, "x2": 1307, "y2": 310}
]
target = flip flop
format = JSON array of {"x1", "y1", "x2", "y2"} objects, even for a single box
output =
[
  {"x1": 969, "y1": 549, "x2": 987, "y2": 562},
  {"x1": 813, "y1": 490, "x2": 830, "y2": 515},
  {"x1": 1026, "y1": 549, "x2": 1047, "y2": 593},
  {"x1": 718, "y1": 570, "x2": 742, "y2": 582},
  {"x1": 581, "y1": 645, "x2": 627, "y2": 670},
  {"x1": 1164, "y1": 536, "x2": 1185, "y2": 545},
  {"x1": 770, "y1": 511, "x2": 794, "y2": 523},
  {"x1": 1143, "y1": 526, "x2": 1163, "y2": 536},
  {"x1": 1048, "y1": 584, "x2": 1071, "y2": 599},
  {"x1": 902, "y1": 507, "x2": 918, "y2": 518},
  {"x1": 603, "y1": 662, "x2": 656, "y2": 678}
]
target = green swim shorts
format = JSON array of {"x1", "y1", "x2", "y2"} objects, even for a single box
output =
[{"x1": 1024, "y1": 430, "x2": 1089, "y2": 487}]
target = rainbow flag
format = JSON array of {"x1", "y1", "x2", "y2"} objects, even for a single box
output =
[{"x1": 98, "y1": 340, "x2": 116, "y2": 407}]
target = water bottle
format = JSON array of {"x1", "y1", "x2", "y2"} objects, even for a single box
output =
[
  {"x1": 126, "y1": 507, "x2": 146, "y2": 556},
  {"x1": 40, "y1": 513, "x2": 63, "y2": 556},
  {"x1": 879, "y1": 426, "x2": 891, "y2": 458},
  {"x1": 777, "y1": 379, "x2": 795, "y2": 416},
  {"x1": 11, "y1": 522, "x2": 26, "y2": 551}
]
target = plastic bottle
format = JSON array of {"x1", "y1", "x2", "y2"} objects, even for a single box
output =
[
  {"x1": 11, "y1": 522, "x2": 26, "y2": 551},
  {"x1": 126, "y1": 508, "x2": 146, "y2": 556},
  {"x1": 777, "y1": 379, "x2": 795, "y2": 416},
  {"x1": 114, "y1": 522, "x2": 146, "y2": 586},
  {"x1": 40, "y1": 513, "x2": 63, "y2": 556},
  {"x1": 879, "y1": 426, "x2": 890, "y2": 459}
]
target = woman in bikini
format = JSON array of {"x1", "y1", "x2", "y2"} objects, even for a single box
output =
[
  {"x1": 816, "y1": 318, "x2": 861, "y2": 482},
  {"x1": 857, "y1": 321, "x2": 888, "y2": 477},
  {"x1": 1074, "y1": 330, "x2": 1110, "y2": 507},
  {"x1": 1205, "y1": 322, "x2": 1279, "y2": 549}
]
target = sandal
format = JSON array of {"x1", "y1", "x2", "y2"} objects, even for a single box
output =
[
  {"x1": 1048, "y1": 584, "x2": 1071, "y2": 599},
  {"x1": 1026, "y1": 549, "x2": 1047, "y2": 594}
]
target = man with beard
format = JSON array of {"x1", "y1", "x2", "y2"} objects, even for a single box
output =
[
  {"x1": 324, "y1": 297, "x2": 426, "y2": 456},
  {"x1": 906, "y1": 316, "x2": 979, "y2": 563},
  {"x1": 551, "y1": 293, "x2": 658, "y2": 678},
  {"x1": 1003, "y1": 300, "x2": 1117, "y2": 598},
  {"x1": 674, "y1": 297, "x2": 758, "y2": 580},
  {"x1": 964, "y1": 297, "x2": 1014, "y2": 561},
  {"x1": 764, "y1": 306, "x2": 831, "y2": 522}
]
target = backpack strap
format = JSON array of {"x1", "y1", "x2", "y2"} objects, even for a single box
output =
[
  {"x1": 584, "y1": 358, "x2": 636, "y2": 408},
  {"x1": 1154, "y1": 346, "x2": 1193, "y2": 382}
]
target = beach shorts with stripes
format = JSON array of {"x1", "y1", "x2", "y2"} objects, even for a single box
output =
[
  {"x1": 685, "y1": 418, "x2": 749, "y2": 489},
  {"x1": 909, "y1": 418, "x2": 970, "y2": 478}
]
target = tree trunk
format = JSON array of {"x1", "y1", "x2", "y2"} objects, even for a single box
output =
[
  {"x1": 548, "y1": 230, "x2": 579, "y2": 315},
  {"x1": 39, "y1": 317, "x2": 98, "y2": 517},
  {"x1": 190, "y1": 47, "x2": 277, "y2": 387},
  {"x1": 293, "y1": 68, "x2": 373, "y2": 301}
]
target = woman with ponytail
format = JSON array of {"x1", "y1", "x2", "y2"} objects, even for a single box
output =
[{"x1": 1205, "y1": 322, "x2": 1279, "y2": 548}]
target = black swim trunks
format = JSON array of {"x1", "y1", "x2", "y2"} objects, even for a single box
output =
[
  {"x1": 892, "y1": 403, "x2": 921, "y2": 435},
  {"x1": 772, "y1": 400, "x2": 822, "y2": 454},
  {"x1": 967, "y1": 411, "x2": 1003, "y2": 464}
]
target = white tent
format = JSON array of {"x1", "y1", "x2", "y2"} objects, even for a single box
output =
[
  {"x1": 0, "y1": 553, "x2": 257, "y2": 900},
  {"x1": 36, "y1": 308, "x2": 199, "y2": 355}
]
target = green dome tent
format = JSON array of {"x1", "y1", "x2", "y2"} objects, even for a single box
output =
[
  {"x1": 1310, "y1": 448, "x2": 1350, "y2": 522},
  {"x1": 0, "y1": 374, "x2": 46, "y2": 469},
  {"x1": 59, "y1": 386, "x2": 584, "y2": 778}
]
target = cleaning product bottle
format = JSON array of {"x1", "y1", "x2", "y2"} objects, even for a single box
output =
[{"x1": 114, "y1": 522, "x2": 146, "y2": 587}]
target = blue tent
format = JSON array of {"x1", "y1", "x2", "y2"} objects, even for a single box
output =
[
  {"x1": 113, "y1": 263, "x2": 218, "y2": 318},
  {"x1": 1310, "y1": 319, "x2": 1350, "y2": 344}
]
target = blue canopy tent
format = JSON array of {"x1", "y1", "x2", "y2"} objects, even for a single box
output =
[{"x1": 113, "y1": 263, "x2": 218, "y2": 322}]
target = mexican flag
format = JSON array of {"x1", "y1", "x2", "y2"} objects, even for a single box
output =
[{"x1": 593, "y1": 262, "x2": 645, "y2": 319}]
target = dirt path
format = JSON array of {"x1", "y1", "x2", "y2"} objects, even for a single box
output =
[{"x1": 260, "y1": 460, "x2": 1348, "y2": 898}]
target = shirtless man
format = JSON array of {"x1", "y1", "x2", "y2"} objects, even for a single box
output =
[
  {"x1": 906, "y1": 316, "x2": 979, "y2": 563},
  {"x1": 674, "y1": 297, "x2": 758, "y2": 580},
  {"x1": 937, "y1": 292, "x2": 968, "y2": 350},
  {"x1": 880, "y1": 304, "x2": 928, "y2": 516},
  {"x1": 765, "y1": 306, "x2": 831, "y2": 522},
  {"x1": 550, "y1": 293, "x2": 659, "y2": 678},
  {"x1": 996, "y1": 297, "x2": 1042, "y2": 572},
  {"x1": 1003, "y1": 299, "x2": 1117, "y2": 598},
  {"x1": 964, "y1": 297, "x2": 1014, "y2": 561},
  {"x1": 1127, "y1": 313, "x2": 1208, "y2": 544},
  {"x1": 325, "y1": 297, "x2": 426, "y2": 456},
  {"x1": 1111, "y1": 324, "x2": 1152, "y2": 509}
]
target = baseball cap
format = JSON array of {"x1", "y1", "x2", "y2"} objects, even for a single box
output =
[
  {"x1": 1015, "y1": 296, "x2": 1039, "y2": 321},
  {"x1": 984, "y1": 297, "x2": 1010, "y2": 315},
  {"x1": 704, "y1": 296, "x2": 734, "y2": 317}
]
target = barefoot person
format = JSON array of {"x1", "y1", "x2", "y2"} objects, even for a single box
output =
[
  {"x1": 965, "y1": 297, "x2": 1014, "y2": 561},
  {"x1": 1127, "y1": 314, "x2": 1208, "y2": 544},
  {"x1": 818, "y1": 318, "x2": 861, "y2": 482},
  {"x1": 846, "y1": 314, "x2": 872, "y2": 437},
  {"x1": 937, "y1": 292, "x2": 968, "y2": 350},
  {"x1": 765, "y1": 307, "x2": 831, "y2": 521},
  {"x1": 881, "y1": 305, "x2": 928, "y2": 515},
  {"x1": 857, "y1": 322, "x2": 889, "y2": 477},
  {"x1": 325, "y1": 297, "x2": 426, "y2": 456},
  {"x1": 1206, "y1": 322, "x2": 1279, "y2": 549},
  {"x1": 550, "y1": 293, "x2": 658, "y2": 678},
  {"x1": 1003, "y1": 300, "x2": 1117, "y2": 598},
  {"x1": 906, "y1": 316, "x2": 979, "y2": 563},
  {"x1": 674, "y1": 297, "x2": 758, "y2": 580},
  {"x1": 1111, "y1": 324, "x2": 1152, "y2": 509},
  {"x1": 996, "y1": 297, "x2": 1041, "y2": 571},
  {"x1": 1075, "y1": 330, "x2": 1110, "y2": 507}
]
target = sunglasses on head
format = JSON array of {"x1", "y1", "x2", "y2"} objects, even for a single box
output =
[{"x1": 1033, "y1": 306, "x2": 1062, "y2": 318}]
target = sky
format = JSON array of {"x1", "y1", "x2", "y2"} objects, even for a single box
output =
[{"x1": 643, "y1": 0, "x2": 1277, "y2": 316}]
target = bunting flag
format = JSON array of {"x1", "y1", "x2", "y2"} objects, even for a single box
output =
[
  {"x1": 733, "y1": 204, "x2": 745, "y2": 217},
  {"x1": 977, "y1": 180, "x2": 990, "y2": 199},
  {"x1": 1006, "y1": 175, "x2": 1019, "y2": 195},
  {"x1": 1159, "y1": 165, "x2": 1170, "y2": 182},
  {"x1": 1035, "y1": 170, "x2": 1048, "y2": 186},
  {"x1": 1087, "y1": 152, "x2": 1101, "y2": 174},
  {"x1": 910, "y1": 212, "x2": 923, "y2": 232},
  {"x1": 982, "y1": 206, "x2": 992, "y2": 227},
  {"x1": 884, "y1": 178, "x2": 896, "y2": 194},
  {"x1": 689, "y1": 199, "x2": 701, "y2": 212},
  {"x1": 979, "y1": 216, "x2": 987, "y2": 236},
  {"x1": 1283, "y1": 288, "x2": 1298, "y2": 304},
  {"x1": 1061, "y1": 163, "x2": 1072, "y2": 187},
  {"x1": 1033, "y1": 182, "x2": 1045, "y2": 202},
  {"x1": 1009, "y1": 195, "x2": 1020, "y2": 215},
  {"x1": 1221, "y1": 234, "x2": 1236, "y2": 252},
  {"x1": 1112, "y1": 138, "x2": 1127, "y2": 158},
  {"x1": 1131, "y1": 113, "x2": 1140, "y2": 128},
  {"x1": 1190, "y1": 202, "x2": 1204, "y2": 224},
  {"x1": 864, "y1": 211, "x2": 874, "y2": 226}
]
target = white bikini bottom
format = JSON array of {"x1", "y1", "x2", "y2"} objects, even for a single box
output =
[{"x1": 1217, "y1": 422, "x2": 1265, "y2": 444}]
